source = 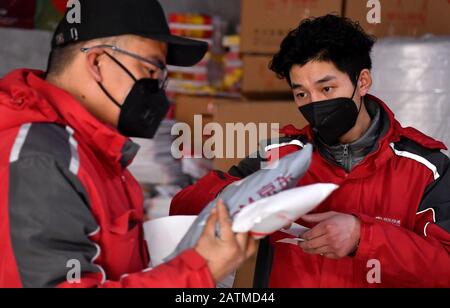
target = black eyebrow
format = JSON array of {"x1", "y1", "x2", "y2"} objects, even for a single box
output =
[
  {"x1": 291, "y1": 75, "x2": 337, "y2": 89},
  {"x1": 316, "y1": 75, "x2": 337, "y2": 84},
  {"x1": 291, "y1": 83, "x2": 303, "y2": 90}
]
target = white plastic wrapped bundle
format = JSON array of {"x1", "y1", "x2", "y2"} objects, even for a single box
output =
[
  {"x1": 371, "y1": 37, "x2": 450, "y2": 154},
  {"x1": 129, "y1": 120, "x2": 190, "y2": 186},
  {"x1": 166, "y1": 144, "x2": 313, "y2": 261},
  {"x1": 232, "y1": 183, "x2": 339, "y2": 239}
]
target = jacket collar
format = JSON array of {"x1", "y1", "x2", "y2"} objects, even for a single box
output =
[
  {"x1": 2, "y1": 69, "x2": 139, "y2": 173},
  {"x1": 315, "y1": 98, "x2": 383, "y2": 172},
  {"x1": 280, "y1": 94, "x2": 447, "y2": 179}
]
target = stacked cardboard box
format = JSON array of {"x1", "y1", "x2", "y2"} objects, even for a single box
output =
[
  {"x1": 174, "y1": 95, "x2": 307, "y2": 172},
  {"x1": 345, "y1": 0, "x2": 450, "y2": 38},
  {"x1": 240, "y1": 0, "x2": 345, "y2": 97}
]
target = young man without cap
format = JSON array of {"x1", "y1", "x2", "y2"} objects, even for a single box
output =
[{"x1": 171, "y1": 15, "x2": 450, "y2": 288}]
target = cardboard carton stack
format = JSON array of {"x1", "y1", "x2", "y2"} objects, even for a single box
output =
[
  {"x1": 345, "y1": 0, "x2": 450, "y2": 38},
  {"x1": 240, "y1": 0, "x2": 345, "y2": 97},
  {"x1": 174, "y1": 95, "x2": 307, "y2": 172}
]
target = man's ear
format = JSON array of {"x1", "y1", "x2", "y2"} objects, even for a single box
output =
[
  {"x1": 358, "y1": 69, "x2": 372, "y2": 97},
  {"x1": 85, "y1": 48, "x2": 105, "y2": 82}
]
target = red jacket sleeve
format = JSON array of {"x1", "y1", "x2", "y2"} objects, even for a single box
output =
[
  {"x1": 354, "y1": 149, "x2": 450, "y2": 287},
  {"x1": 58, "y1": 249, "x2": 216, "y2": 288},
  {"x1": 356, "y1": 140, "x2": 450, "y2": 288},
  {"x1": 355, "y1": 213, "x2": 450, "y2": 287},
  {"x1": 170, "y1": 170, "x2": 241, "y2": 216},
  {"x1": 5, "y1": 155, "x2": 215, "y2": 288},
  {"x1": 357, "y1": 151, "x2": 450, "y2": 287},
  {"x1": 170, "y1": 141, "x2": 303, "y2": 216}
]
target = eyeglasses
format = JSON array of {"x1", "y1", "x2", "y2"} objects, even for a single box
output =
[{"x1": 81, "y1": 44, "x2": 169, "y2": 90}]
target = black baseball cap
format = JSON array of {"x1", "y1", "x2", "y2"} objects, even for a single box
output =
[{"x1": 51, "y1": 0, "x2": 208, "y2": 67}]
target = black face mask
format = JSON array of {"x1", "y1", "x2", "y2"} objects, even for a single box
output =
[
  {"x1": 98, "y1": 52, "x2": 170, "y2": 139},
  {"x1": 299, "y1": 78, "x2": 362, "y2": 146}
]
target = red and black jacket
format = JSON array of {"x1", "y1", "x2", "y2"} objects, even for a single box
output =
[
  {"x1": 0, "y1": 69, "x2": 215, "y2": 288},
  {"x1": 171, "y1": 95, "x2": 450, "y2": 288}
]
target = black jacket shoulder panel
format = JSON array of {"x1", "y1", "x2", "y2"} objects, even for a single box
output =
[{"x1": 394, "y1": 138, "x2": 450, "y2": 231}]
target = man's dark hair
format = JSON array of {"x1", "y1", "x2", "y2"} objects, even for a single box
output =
[
  {"x1": 46, "y1": 37, "x2": 118, "y2": 78},
  {"x1": 270, "y1": 14, "x2": 376, "y2": 86},
  {"x1": 46, "y1": 42, "x2": 84, "y2": 77}
]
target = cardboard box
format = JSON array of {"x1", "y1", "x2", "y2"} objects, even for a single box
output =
[
  {"x1": 241, "y1": 0, "x2": 344, "y2": 54},
  {"x1": 175, "y1": 95, "x2": 307, "y2": 172},
  {"x1": 212, "y1": 99, "x2": 306, "y2": 171},
  {"x1": 345, "y1": 0, "x2": 450, "y2": 37},
  {"x1": 241, "y1": 55, "x2": 292, "y2": 97},
  {"x1": 174, "y1": 95, "x2": 216, "y2": 130}
]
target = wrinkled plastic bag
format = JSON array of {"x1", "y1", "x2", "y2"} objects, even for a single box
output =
[
  {"x1": 166, "y1": 144, "x2": 313, "y2": 262},
  {"x1": 232, "y1": 183, "x2": 339, "y2": 239}
]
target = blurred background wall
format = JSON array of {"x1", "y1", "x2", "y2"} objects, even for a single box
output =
[
  {"x1": 0, "y1": 0, "x2": 240, "y2": 76},
  {"x1": 160, "y1": 0, "x2": 240, "y2": 26}
]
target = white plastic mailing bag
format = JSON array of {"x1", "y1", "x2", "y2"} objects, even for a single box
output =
[
  {"x1": 166, "y1": 144, "x2": 313, "y2": 261},
  {"x1": 232, "y1": 184, "x2": 339, "y2": 239}
]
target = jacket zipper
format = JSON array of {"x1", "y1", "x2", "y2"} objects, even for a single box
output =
[
  {"x1": 343, "y1": 145, "x2": 350, "y2": 172},
  {"x1": 343, "y1": 145, "x2": 349, "y2": 157}
]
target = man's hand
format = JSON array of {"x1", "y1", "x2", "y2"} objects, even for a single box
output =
[
  {"x1": 194, "y1": 200, "x2": 257, "y2": 283},
  {"x1": 299, "y1": 211, "x2": 361, "y2": 259}
]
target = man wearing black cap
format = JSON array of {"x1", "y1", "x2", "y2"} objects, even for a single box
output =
[{"x1": 0, "y1": 0, "x2": 256, "y2": 288}]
